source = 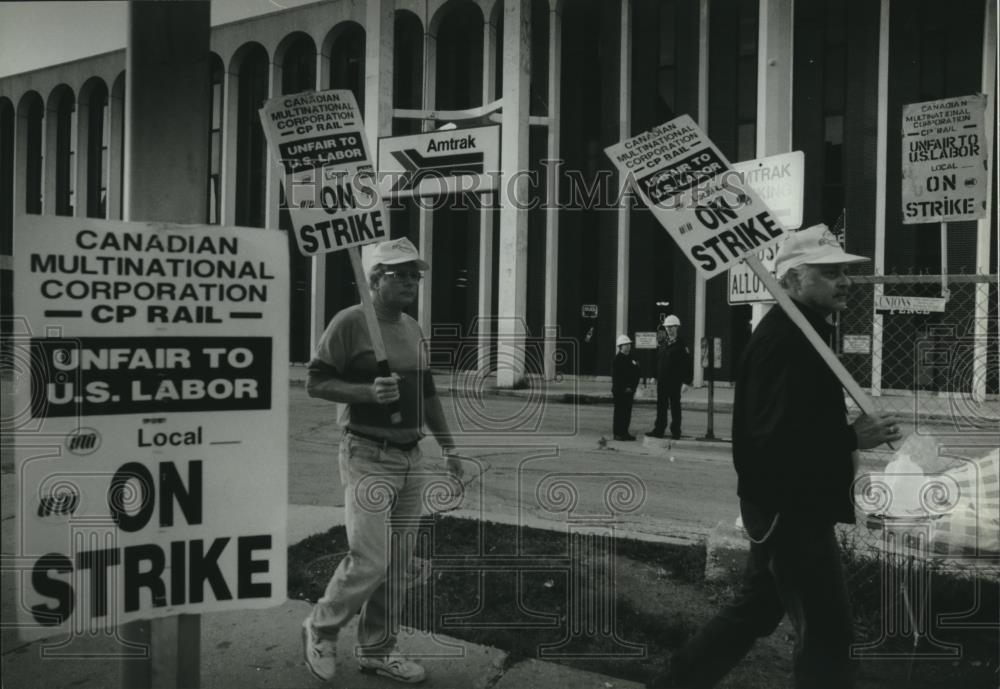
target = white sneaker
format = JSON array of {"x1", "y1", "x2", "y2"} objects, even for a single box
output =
[
  {"x1": 358, "y1": 651, "x2": 427, "y2": 684},
  {"x1": 302, "y1": 618, "x2": 337, "y2": 681}
]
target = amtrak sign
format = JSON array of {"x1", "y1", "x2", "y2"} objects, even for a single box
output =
[{"x1": 378, "y1": 125, "x2": 500, "y2": 197}]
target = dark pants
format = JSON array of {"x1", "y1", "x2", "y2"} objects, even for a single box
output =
[
  {"x1": 652, "y1": 381, "x2": 682, "y2": 438},
  {"x1": 613, "y1": 391, "x2": 635, "y2": 436},
  {"x1": 664, "y1": 504, "x2": 854, "y2": 689}
]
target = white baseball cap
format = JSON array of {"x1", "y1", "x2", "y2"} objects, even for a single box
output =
[
  {"x1": 664, "y1": 315, "x2": 681, "y2": 327},
  {"x1": 774, "y1": 223, "x2": 869, "y2": 279},
  {"x1": 369, "y1": 237, "x2": 430, "y2": 271},
  {"x1": 616, "y1": 334, "x2": 632, "y2": 347}
]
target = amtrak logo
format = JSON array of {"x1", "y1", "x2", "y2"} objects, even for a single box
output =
[{"x1": 65, "y1": 427, "x2": 101, "y2": 456}]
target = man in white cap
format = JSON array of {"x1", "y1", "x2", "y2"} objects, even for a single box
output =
[
  {"x1": 302, "y1": 237, "x2": 461, "y2": 684},
  {"x1": 612, "y1": 334, "x2": 641, "y2": 440},
  {"x1": 649, "y1": 224, "x2": 901, "y2": 689}
]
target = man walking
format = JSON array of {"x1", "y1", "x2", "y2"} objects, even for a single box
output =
[
  {"x1": 648, "y1": 315, "x2": 691, "y2": 440},
  {"x1": 302, "y1": 237, "x2": 462, "y2": 684},
  {"x1": 648, "y1": 224, "x2": 902, "y2": 689}
]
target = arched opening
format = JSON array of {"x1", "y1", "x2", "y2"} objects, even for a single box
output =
[
  {"x1": 208, "y1": 53, "x2": 224, "y2": 224},
  {"x1": 1, "y1": 97, "x2": 14, "y2": 241},
  {"x1": 322, "y1": 22, "x2": 367, "y2": 334},
  {"x1": 1, "y1": 97, "x2": 14, "y2": 362},
  {"x1": 18, "y1": 91, "x2": 44, "y2": 215},
  {"x1": 232, "y1": 43, "x2": 269, "y2": 228},
  {"x1": 328, "y1": 22, "x2": 364, "y2": 104},
  {"x1": 79, "y1": 78, "x2": 109, "y2": 218},
  {"x1": 49, "y1": 85, "x2": 76, "y2": 216},
  {"x1": 435, "y1": 2, "x2": 484, "y2": 110},
  {"x1": 279, "y1": 32, "x2": 318, "y2": 362},
  {"x1": 393, "y1": 11, "x2": 423, "y2": 135},
  {"x1": 109, "y1": 72, "x2": 126, "y2": 220},
  {"x1": 558, "y1": 0, "x2": 622, "y2": 375},
  {"x1": 427, "y1": 2, "x2": 485, "y2": 361}
]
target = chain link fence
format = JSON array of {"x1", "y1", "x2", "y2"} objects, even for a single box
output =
[{"x1": 836, "y1": 274, "x2": 999, "y2": 431}]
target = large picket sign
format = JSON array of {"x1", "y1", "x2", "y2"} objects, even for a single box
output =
[
  {"x1": 902, "y1": 94, "x2": 988, "y2": 224},
  {"x1": 259, "y1": 89, "x2": 387, "y2": 256},
  {"x1": 12, "y1": 215, "x2": 289, "y2": 639},
  {"x1": 604, "y1": 115, "x2": 790, "y2": 279}
]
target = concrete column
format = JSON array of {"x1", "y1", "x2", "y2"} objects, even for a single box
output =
[
  {"x1": 496, "y1": 0, "x2": 532, "y2": 388},
  {"x1": 124, "y1": 3, "x2": 210, "y2": 223},
  {"x1": 264, "y1": 61, "x2": 282, "y2": 230},
  {"x1": 364, "y1": 0, "x2": 394, "y2": 156},
  {"x1": 542, "y1": 0, "x2": 562, "y2": 381},
  {"x1": 417, "y1": 18, "x2": 437, "y2": 337},
  {"x1": 750, "y1": 0, "x2": 793, "y2": 331},
  {"x1": 310, "y1": 49, "x2": 332, "y2": 345},
  {"x1": 973, "y1": 0, "x2": 996, "y2": 402},
  {"x1": 121, "y1": 6, "x2": 211, "y2": 686},
  {"x1": 42, "y1": 99, "x2": 59, "y2": 215},
  {"x1": 478, "y1": 14, "x2": 499, "y2": 373},
  {"x1": 614, "y1": 0, "x2": 632, "y2": 342},
  {"x1": 107, "y1": 77, "x2": 125, "y2": 220},
  {"x1": 74, "y1": 95, "x2": 91, "y2": 218},
  {"x1": 692, "y1": 0, "x2": 710, "y2": 387},
  {"x1": 219, "y1": 66, "x2": 239, "y2": 225},
  {"x1": 13, "y1": 103, "x2": 29, "y2": 217},
  {"x1": 870, "y1": 0, "x2": 891, "y2": 396}
]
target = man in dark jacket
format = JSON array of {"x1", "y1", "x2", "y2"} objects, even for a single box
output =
[
  {"x1": 648, "y1": 316, "x2": 691, "y2": 439},
  {"x1": 648, "y1": 224, "x2": 902, "y2": 689},
  {"x1": 612, "y1": 334, "x2": 642, "y2": 440}
]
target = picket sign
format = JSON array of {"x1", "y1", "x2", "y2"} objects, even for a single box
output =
[
  {"x1": 604, "y1": 115, "x2": 881, "y2": 419},
  {"x1": 744, "y1": 255, "x2": 879, "y2": 416},
  {"x1": 258, "y1": 89, "x2": 402, "y2": 424}
]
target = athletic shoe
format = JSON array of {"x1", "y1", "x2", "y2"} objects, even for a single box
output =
[
  {"x1": 302, "y1": 618, "x2": 337, "y2": 681},
  {"x1": 646, "y1": 431, "x2": 665, "y2": 438},
  {"x1": 358, "y1": 651, "x2": 427, "y2": 683}
]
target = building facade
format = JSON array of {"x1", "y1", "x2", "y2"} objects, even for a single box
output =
[{"x1": 1, "y1": 0, "x2": 996, "y2": 394}]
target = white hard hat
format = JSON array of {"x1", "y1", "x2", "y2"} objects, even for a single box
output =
[
  {"x1": 664, "y1": 315, "x2": 681, "y2": 327},
  {"x1": 615, "y1": 334, "x2": 632, "y2": 347}
]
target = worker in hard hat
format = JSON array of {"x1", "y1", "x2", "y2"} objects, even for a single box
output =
[
  {"x1": 612, "y1": 334, "x2": 641, "y2": 441},
  {"x1": 647, "y1": 315, "x2": 691, "y2": 440}
]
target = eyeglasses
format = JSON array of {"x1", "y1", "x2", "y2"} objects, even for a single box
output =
[{"x1": 384, "y1": 269, "x2": 424, "y2": 282}]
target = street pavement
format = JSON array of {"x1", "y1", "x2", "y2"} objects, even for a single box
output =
[{"x1": 2, "y1": 367, "x2": 988, "y2": 689}]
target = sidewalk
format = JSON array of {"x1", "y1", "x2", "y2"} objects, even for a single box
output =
[{"x1": 289, "y1": 363, "x2": 737, "y2": 413}]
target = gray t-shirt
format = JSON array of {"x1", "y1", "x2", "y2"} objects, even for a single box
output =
[{"x1": 309, "y1": 305, "x2": 436, "y2": 443}]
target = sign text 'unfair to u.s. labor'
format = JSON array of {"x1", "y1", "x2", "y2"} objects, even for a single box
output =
[
  {"x1": 259, "y1": 89, "x2": 386, "y2": 256},
  {"x1": 902, "y1": 94, "x2": 988, "y2": 224},
  {"x1": 604, "y1": 115, "x2": 789, "y2": 279},
  {"x1": 11, "y1": 215, "x2": 290, "y2": 639}
]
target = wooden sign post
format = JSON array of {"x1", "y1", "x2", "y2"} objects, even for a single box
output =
[{"x1": 258, "y1": 89, "x2": 400, "y2": 423}]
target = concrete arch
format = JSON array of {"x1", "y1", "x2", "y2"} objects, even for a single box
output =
[
  {"x1": 1, "y1": 96, "x2": 14, "y2": 252},
  {"x1": 320, "y1": 20, "x2": 365, "y2": 64},
  {"x1": 107, "y1": 72, "x2": 126, "y2": 219},
  {"x1": 16, "y1": 91, "x2": 44, "y2": 215},
  {"x1": 45, "y1": 84, "x2": 76, "y2": 216},
  {"x1": 428, "y1": 0, "x2": 485, "y2": 39},
  {"x1": 433, "y1": 1, "x2": 486, "y2": 110},
  {"x1": 76, "y1": 77, "x2": 110, "y2": 218},
  {"x1": 228, "y1": 41, "x2": 271, "y2": 77},
  {"x1": 274, "y1": 30, "x2": 316, "y2": 69}
]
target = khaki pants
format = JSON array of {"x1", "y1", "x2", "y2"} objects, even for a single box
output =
[{"x1": 308, "y1": 432, "x2": 428, "y2": 656}]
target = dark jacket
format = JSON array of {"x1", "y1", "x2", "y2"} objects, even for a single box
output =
[
  {"x1": 656, "y1": 338, "x2": 692, "y2": 386},
  {"x1": 732, "y1": 303, "x2": 858, "y2": 524},
  {"x1": 612, "y1": 351, "x2": 641, "y2": 395}
]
